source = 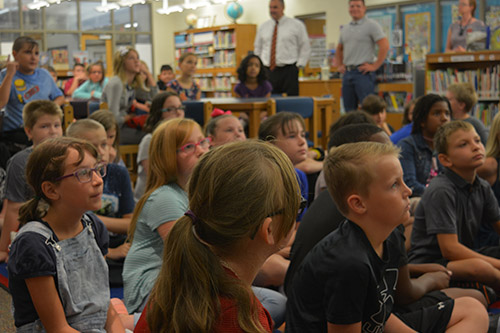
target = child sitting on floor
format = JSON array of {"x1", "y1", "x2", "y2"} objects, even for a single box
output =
[
  {"x1": 0, "y1": 100, "x2": 63, "y2": 262},
  {"x1": 66, "y1": 119, "x2": 134, "y2": 286},
  {"x1": 205, "y1": 112, "x2": 246, "y2": 147},
  {"x1": 286, "y1": 141, "x2": 488, "y2": 332},
  {"x1": 409, "y1": 120, "x2": 500, "y2": 294},
  {"x1": 8, "y1": 137, "x2": 123, "y2": 332}
]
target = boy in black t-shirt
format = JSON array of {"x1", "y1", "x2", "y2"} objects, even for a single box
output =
[{"x1": 285, "y1": 142, "x2": 488, "y2": 332}]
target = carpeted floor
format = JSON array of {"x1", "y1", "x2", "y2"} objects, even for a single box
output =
[{"x1": 0, "y1": 287, "x2": 15, "y2": 332}]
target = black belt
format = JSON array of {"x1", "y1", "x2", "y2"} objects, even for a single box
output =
[{"x1": 345, "y1": 65, "x2": 362, "y2": 71}]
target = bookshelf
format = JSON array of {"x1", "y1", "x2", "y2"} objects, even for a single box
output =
[
  {"x1": 174, "y1": 24, "x2": 256, "y2": 98},
  {"x1": 426, "y1": 51, "x2": 500, "y2": 126},
  {"x1": 378, "y1": 82, "x2": 413, "y2": 131}
]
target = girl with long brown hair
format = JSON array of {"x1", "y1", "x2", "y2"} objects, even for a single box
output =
[{"x1": 135, "y1": 140, "x2": 301, "y2": 332}]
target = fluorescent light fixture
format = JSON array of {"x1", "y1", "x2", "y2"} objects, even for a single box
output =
[
  {"x1": 210, "y1": 0, "x2": 230, "y2": 4},
  {"x1": 27, "y1": 0, "x2": 50, "y2": 10},
  {"x1": 156, "y1": 0, "x2": 183, "y2": 15},
  {"x1": 124, "y1": 22, "x2": 139, "y2": 28},
  {"x1": 47, "y1": 0, "x2": 61, "y2": 4},
  {"x1": 95, "y1": 0, "x2": 119, "y2": 12},
  {"x1": 118, "y1": 0, "x2": 145, "y2": 7},
  {"x1": 183, "y1": 0, "x2": 210, "y2": 10}
]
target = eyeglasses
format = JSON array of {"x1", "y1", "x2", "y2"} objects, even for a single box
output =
[
  {"x1": 161, "y1": 106, "x2": 186, "y2": 113},
  {"x1": 177, "y1": 137, "x2": 211, "y2": 154},
  {"x1": 55, "y1": 163, "x2": 107, "y2": 183},
  {"x1": 267, "y1": 196, "x2": 308, "y2": 218}
]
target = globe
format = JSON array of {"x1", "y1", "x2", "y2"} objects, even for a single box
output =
[
  {"x1": 185, "y1": 13, "x2": 198, "y2": 29},
  {"x1": 225, "y1": 2, "x2": 243, "y2": 23}
]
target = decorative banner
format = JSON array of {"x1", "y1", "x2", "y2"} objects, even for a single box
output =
[{"x1": 405, "y1": 12, "x2": 431, "y2": 61}]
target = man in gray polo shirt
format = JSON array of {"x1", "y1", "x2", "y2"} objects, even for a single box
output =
[{"x1": 335, "y1": 0, "x2": 389, "y2": 112}]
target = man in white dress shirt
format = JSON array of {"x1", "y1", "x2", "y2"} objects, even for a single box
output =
[{"x1": 254, "y1": 0, "x2": 311, "y2": 96}]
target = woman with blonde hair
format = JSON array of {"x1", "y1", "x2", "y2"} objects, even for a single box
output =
[
  {"x1": 134, "y1": 140, "x2": 302, "y2": 332},
  {"x1": 123, "y1": 118, "x2": 209, "y2": 315},
  {"x1": 101, "y1": 47, "x2": 152, "y2": 144}
]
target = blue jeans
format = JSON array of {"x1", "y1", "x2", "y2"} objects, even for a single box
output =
[
  {"x1": 252, "y1": 286, "x2": 287, "y2": 328},
  {"x1": 342, "y1": 70, "x2": 376, "y2": 112}
]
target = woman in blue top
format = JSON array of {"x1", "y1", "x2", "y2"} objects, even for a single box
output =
[
  {"x1": 72, "y1": 61, "x2": 109, "y2": 100},
  {"x1": 398, "y1": 94, "x2": 451, "y2": 197}
]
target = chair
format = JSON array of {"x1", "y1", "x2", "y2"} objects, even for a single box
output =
[
  {"x1": 100, "y1": 101, "x2": 109, "y2": 110},
  {"x1": 120, "y1": 144, "x2": 139, "y2": 189},
  {"x1": 69, "y1": 99, "x2": 89, "y2": 119},
  {"x1": 183, "y1": 101, "x2": 213, "y2": 127},
  {"x1": 62, "y1": 104, "x2": 74, "y2": 133},
  {"x1": 272, "y1": 97, "x2": 320, "y2": 147}
]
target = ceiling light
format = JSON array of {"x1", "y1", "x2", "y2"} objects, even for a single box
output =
[
  {"x1": 118, "y1": 0, "x2": 145, "y2": 7},
  {"x1": 95, "y1": 0, "x2": 119, "y2": 12},
  {"x1": 27, "y1": 0, "x2": 50, "y2": 10},
  {"x1": 210, "y1": 0, "x2": 230, "y2": 4},
  {"x1": 156, "y1": 0, "x2": 183, "y2": 15}
]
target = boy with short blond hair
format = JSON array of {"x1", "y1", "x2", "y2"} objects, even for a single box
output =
[
  {"x1": 409, "y1": 120, "x2": 500, "y2": 293},
  {"x1": 0, "y1": 100, "x2": 63, "y2": 262},
  {"x1": 286, "y1": 141, "x2": 488, "y2": 332}
]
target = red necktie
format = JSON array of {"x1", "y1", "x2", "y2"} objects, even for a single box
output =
[{"x1": 270, "y1": 20, "x2": 278, "y2": 71}]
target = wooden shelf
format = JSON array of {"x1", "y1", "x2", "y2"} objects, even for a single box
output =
[
  {"x1": 378, "y1": 82, "x2": 413, "y2": 93},
  {"x1": 174, "y1": 24, "x2": 256, "y2": 94}
]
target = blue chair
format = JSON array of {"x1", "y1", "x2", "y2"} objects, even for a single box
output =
[
  {"x1": 272, "y1": 96, "x2": 320, "y2": 147},
  {"x1": 183, "y1": 100, "x2": 213, "y2": 127}
]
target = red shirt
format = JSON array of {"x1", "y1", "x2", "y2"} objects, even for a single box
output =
[{"x1": 134, "y1": 271, "x2": 273, "y2": 333}]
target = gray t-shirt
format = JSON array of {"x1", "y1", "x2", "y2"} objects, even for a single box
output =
[
  {"x1": 123, "y1": 183, "x2": 188, "y2": 313},
  {"x1": 409, "y1": 168, "x2": 500, "y2": 264},
  {"x1": 464, "y1": 117, "x2": 488, "y2": 146},
  {"x1": 449, "y1": 20, "x2": 485, "y2": 51},
  {"x1": 338, "y1": 17, "x2": 386, "y2": 66},
  {"x1": 133, "y1": 133, "x2": 152, "y2": 202},
  {"x1": 5, "y1": 147, "x2": 33, "y2": 203}
]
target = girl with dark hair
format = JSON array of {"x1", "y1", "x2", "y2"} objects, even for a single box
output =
[
  {"x1": 398, "y1": 94, "x2": 451, "y2": 197},
  {"x1": 8, "y1": 137, "x2": 123, "y2": 332},
  {"x1": 234, "y1": 54, "x2": 272, "y2": 98},
  {"x1": 134, "y1": 140, "x2": 301, "y2": 332},
  {"x1": 133, "y1": 92, "x2": 184, "y2": 202}
]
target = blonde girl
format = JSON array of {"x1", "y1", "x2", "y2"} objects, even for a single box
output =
[
  {"x1": 167, "y1": 52, "x2": 201, "y2": 101},
  {"x1": 205, "y1": 113, "x2": 246, "y2": 147},
  {"x1": 123, "y1": 118, "x2": 209, "y2": 314},
  {"x1": 8, "y1": 137, "x2": 123, "y2": 332},
  {"x1": 101, "y1": 46, "x2": 147, "y2": 144},
  {"x1": 134, "y1": 140, "x2": 301, "y2": 332}
]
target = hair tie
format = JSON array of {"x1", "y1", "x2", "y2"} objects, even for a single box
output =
[
  {"x1": 211, "y1": 108, "x2": 232, "y2": 118},
  {"x1": 184, "y1": 210, "x2": 199, "y2": 225}
]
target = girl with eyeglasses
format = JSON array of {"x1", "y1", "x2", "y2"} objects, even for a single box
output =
[
  {"x1": 8, "y1": 137, "x2": 124, "y2": 332},
  {"x1": 123, "y1": 118, "x2": 209, "y2": 317},
  {"x1": 445, "y1": 0, "x2": 485, "y2": 52},
  {"x1": 134, "y1": 91, "x2": 185, "y2": 202},
  {"x1": 72, "y1": 61, "x2": 109, "y2": 100},
  {"x1": 134, "y1": 140, "x2": 301, "y2": 333}
]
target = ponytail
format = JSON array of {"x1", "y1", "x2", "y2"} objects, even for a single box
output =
[
  {"x1": 148, "y1": 216, "x2": 263, "y2": 332},
  {"x1": 18, "y1": 196, "x2": 49, "y2": 227}
]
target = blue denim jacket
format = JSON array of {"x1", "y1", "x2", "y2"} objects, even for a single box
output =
[{"x1": 398, "y1": 133, "x2": 443, "y2": 197}]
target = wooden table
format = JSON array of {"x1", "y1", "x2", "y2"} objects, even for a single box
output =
[{"x1": 201, "y1": 97, "x2": 275, "y2": 138}]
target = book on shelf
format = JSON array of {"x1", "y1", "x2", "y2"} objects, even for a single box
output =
[
  {"x1": 379, "y1": 91, "x2": 413, "y2": 113},
  {"x1": 375, "y1": 62, "x2": 412, "y2": 83},
  {"x1": 472, "y1": 102, "x2": 499, "y2": 127},
  {"x1": 214, "y1": 30, "x2": 235, "y2": 49},
  {"x1": 426, "y1": 65, "x2": 500, "y2": 99}
]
